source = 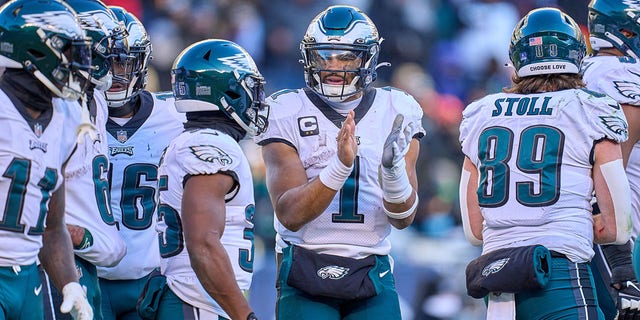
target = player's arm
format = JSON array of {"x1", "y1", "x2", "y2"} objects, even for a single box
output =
[
  {"x1": 380, "y1": 114, "x2": 421, "y2": 229},
  {"x1": 39, "y1": 182, "x2": 78, "y2": 289},
  {"x1": 262, "y1": 111, "x2": 357, "y2": 232},
  {"x1": 68, "y1": 221, "x2": 126, "y2": 267},
  {"x1": 182, "y1": 173, "x2": 254, "y2": 320},
  {"x1": 621, "y1": 103, "x2": 640, "y2": 167},
  {"x1": 384, "y1": 138, "x2": 419, "y2": 229},
  {"x1": 459, "y1": 157, "x2": 483, "y2": 246},
  {"x1": 592, "y1": 139, "x2": 632, "y2": 244}
]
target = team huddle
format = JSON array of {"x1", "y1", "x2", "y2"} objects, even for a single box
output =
[{"x1": 0, "y1": 0, "x2": 639, "y2": 319}]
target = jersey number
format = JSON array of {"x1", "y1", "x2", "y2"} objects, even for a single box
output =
[
  {"x1": 94, "y1": 155, "x2": 116, "y2": 225},
  {"x1": 156, "y1": 175, "x2": 255, "y2": 272},
  {"x1": 0, "y1": 158, "x2": 57, "y2": 235},
  {"x1": 332, "y1": 156, "x2": 364, "y2": 223},
  {"x1": 477, "y1": 125, "x2": 563, "y2": 207},
  {"x1": 117, "y1": 163, "x2": 158, "y2": 230}
]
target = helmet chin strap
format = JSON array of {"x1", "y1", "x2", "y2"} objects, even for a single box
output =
[
  {"x1": 32, "y1": 68, "x2": 82, "y2": 101},
  {"x1": 106, "y1": 75, "x2": 139, "y2": 108},
  {"x1": 313, "y1": 73, "x2": 360, "y2": 102},
  {"x1": 219, "y1": 96, "x2": 256, "y2": 136}
]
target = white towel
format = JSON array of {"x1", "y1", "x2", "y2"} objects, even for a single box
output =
[{"x1": 486, "y1": 292, "x2": 516, "y2": 320}]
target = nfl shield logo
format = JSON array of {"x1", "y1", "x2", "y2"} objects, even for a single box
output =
[
  {"x1": 33, "y1": 123, "x2": 43, "y2": 138},
  {"x1": 117, "y1": 130, "x2": 128, "y2": 143}
]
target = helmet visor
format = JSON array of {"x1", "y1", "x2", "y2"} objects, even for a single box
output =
[{"x1": 308, "y1": 49, "x2": 364, "y2": 71}]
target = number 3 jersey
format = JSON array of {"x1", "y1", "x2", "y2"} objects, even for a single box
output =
[
  {"x1": 156, "y1": 128, "x2": 255, "y2": 317},
  {"x1": 255, "y1": 87, "x2": 425, "y2": 259},
  {"x1": 459, "y1": 88, "x2": 628, "y2": 262},
  {"x1": 0, "y1": 90, "x2": 81, "y2": 266}
]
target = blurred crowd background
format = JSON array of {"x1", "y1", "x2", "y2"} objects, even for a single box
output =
[{"x1": 16, "y1": 0, "x2": 593, "y2": 319}]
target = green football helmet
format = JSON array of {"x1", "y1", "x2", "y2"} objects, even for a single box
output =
[
  {"x1": 589, "y1": 0, "x2": 640, "y2": 58},
  {"x1": 509, "y1": 7, "x2": 585, "y2": 77},
  {"x1": 0, "y1": 0, "x2": 92, "y2": 100},
  {"x1": 64, "y1": 0, "x2": 127, "y2": 91},
  {"x1": 105, "y1": 6, "x2": 151, "y2": 108},
  {"x1": 171, "y1": 39, "x2": 269, "y2": 136},
  {"x1": 300, "y1": 5, "x2": 385, "y2": 102}
]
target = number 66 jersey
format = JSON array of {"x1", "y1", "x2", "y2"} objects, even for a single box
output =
[{"x1": 459, "y1": 88, "x2": 628, "y2": 262}]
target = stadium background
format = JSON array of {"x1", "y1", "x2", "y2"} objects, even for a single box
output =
[{"x1": 2, "y1": 0, "x2": 591, "y2": 319}]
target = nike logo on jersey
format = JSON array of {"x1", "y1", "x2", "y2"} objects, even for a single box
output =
[
  {"x1": 379, "y1": 270, "x2": 390, "y2": 278},
  {"x1": 34, "y1": 284, "x2": 42, "y2": 296}
]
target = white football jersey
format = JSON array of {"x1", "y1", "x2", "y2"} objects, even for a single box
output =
[
  {"x1": 157, "y1": 128, "x2": 255, "y2": 318},
  {"x1": 64, "y1": 90, "x2": 126, "y2": 267},
  {"x1": 254, "y1": 87, "x2": 425, "y2": 258},
  {"x1": 459, "y1": 89, "x2": 628, "y2": 262},
  {"x1": 0, "y1": 90, "x2": 81, "y2": 266},
  {"x1": 98, "y1": 91, "x2": 184, "y2": 280},
  {"x1": 583, "y1": 55, "x2": 640, "y2": 239}
]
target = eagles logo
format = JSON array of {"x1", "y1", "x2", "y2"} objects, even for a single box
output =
[
  {"x1": 317, "y1": 265, "x2": 350, "y2": 280},
  {"x1": 613, "y1": 80, "x2": 640, "y2": 100},
  {"x1": 600, "y1": 115, "x2": 629, "y2": 139},
  {"x1": 482, "y1": 258, "x2": 509, "y2": 277},
  {"x1": 23, "y1": 11, "x2": 83, "y2": 37},
  {"x1": 623, "y1": 0, "x2": 640, "y2": 10},
  {"x1": 190, "y1": 145, "x2": 232, "y2": 166},
  {"x1": 218, "y1": 53, "x2": 258, "y2": 74},
  {"x1": 75, "y1": 10, "x2": 115, "y2": 32}
]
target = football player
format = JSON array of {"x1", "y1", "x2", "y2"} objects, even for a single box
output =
[
  {"x1": 149, "y1": 39, "x2": 267, "y2": 320},
  {"x1": 40, "y1": 0, "x2": 128, "y2": 319},
  {"x1": 97, "y1": 6, "x2": 184, "y2": 320},
  {"x1": 255, "y1": 5, "x2": 424, "y2": 319},
  {"x1": 459, "y1": 7, "x2": 631, "y2": 319},
  {"x1": 0, "y1": 0, "x2": 94, "y2": 319},
  {"x1": 582, "y1": 1, "x2": 640, "y2": 318}
]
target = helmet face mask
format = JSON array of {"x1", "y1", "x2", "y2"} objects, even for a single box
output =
[
  {"x1": 0, "y1": 0, "x2": 93, "y2": 100},
  {"x1": 301, "y1": 5, "x2": 381, "y2": 102},
  {"x1": 171, "y1": 39, "x2": 269, "y2": 136},
  {"x1": 588, "y1": 0, "x2": 640, "y2": 58},
  {"x1": 105, "y1": 6, "x2": 151, "y2": 108},
  {"x1": 508, "y1": 7, "x2": 586, "y2": 77},
  {"x1": 66, "y1": 0, "x2": 127, "y2": 91}
]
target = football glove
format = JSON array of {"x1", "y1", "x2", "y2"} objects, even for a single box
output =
[
  {"x1": 617, "y1": 281, "x2": 640, "y2": 320},
  {"x1": 603, "y1": 242, "x2": 636, "y2": 286},
  {"x1": 379, "y1": 114, "x2": 417, "y2": 204},
  {"x1": 60, "y1": 282, "x2": 93, "y2": 320}
]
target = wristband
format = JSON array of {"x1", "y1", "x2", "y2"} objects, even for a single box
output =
[
  {"x1": 318, "y1": 156, "x2": 353, "y2": 191},
  {"x1": 380, "y1": 161, "x2": 412, "y2": 203},
  {"x1": 74, "y1": 228, "x2": 93, "y2": 250},
  {"x1": 383, "y1": 194, "x2": 418, "y2": 219},
  {"x1": 247, "y1": 312, "x2": 258, "y2": 320}
]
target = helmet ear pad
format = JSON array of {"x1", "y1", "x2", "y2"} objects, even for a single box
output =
[
  {"x1": 508, "y1": 7, "x2": 586, "y2": 77},
  {"x1": 171, "y1": 39, "x2": 269, "y2": 136},
  {"x1": 300, "y1": 5, "x2": 382, "y2": 101},
  {"x1": 0, "y1": 0, "x2": 93, "y2": 100},
  {"x1": 588, "y1": 0, "x2": 640, "y2": 59}
]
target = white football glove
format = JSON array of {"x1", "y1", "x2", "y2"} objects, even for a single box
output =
[
  {"x1": 60, "y1": 282, "x2": 93, "y2": 320},
  {"x1": 380, "y1": 114, "x2": 418, "y2": 204},
  {"x1": 381, "y1": 114, "x2": 414, "y2": 169}
]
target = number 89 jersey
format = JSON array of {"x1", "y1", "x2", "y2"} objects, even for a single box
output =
[{"x1": 459, "y1": 88, "x2": 628, "y2": 262}]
